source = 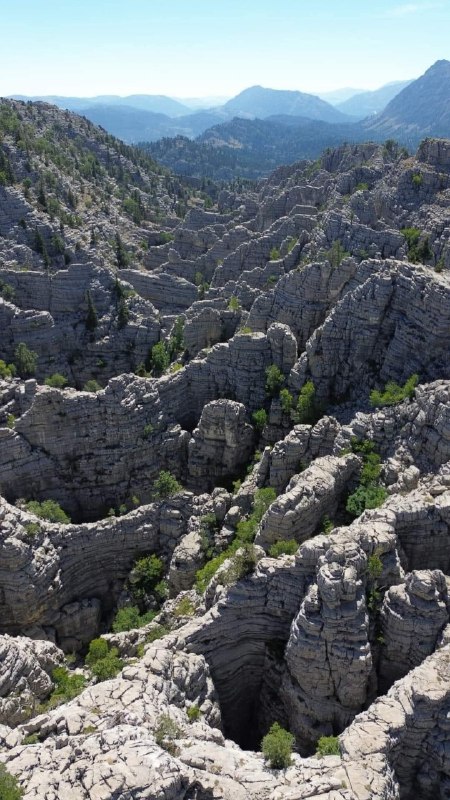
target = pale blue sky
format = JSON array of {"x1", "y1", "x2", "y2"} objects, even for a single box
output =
[{"x1": 1, "y1": 0, "x2": 449, "y2": 98}]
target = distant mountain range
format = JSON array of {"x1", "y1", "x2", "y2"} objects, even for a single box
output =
[
  {"x1": 144, "y1": 60, "x2": 450, "y2": 179},
  {"x1": 9, "y1": 79, "x2": 400, "y2": 143},
  {"x1": 10, "y1": 60, "x2": 450, "y2": 181}
]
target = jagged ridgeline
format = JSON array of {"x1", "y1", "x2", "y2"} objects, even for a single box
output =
[{"x1": 1, "y1": 97, "x2": 450, "y2": 799}]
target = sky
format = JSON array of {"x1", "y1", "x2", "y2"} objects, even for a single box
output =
[{"x1": 1, "y1": 0, "x2": 449, "y2": 99}]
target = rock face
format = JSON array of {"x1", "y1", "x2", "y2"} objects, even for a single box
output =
[
  {"x1": 0, "y1": 636, "x2": 64, "y2": 726},
  {"x1": 255, "y1": 455, "x2": 360, "y2": 549},
  {"x1": 187, "y1": 400, "x2": 254, "y2": 491}
]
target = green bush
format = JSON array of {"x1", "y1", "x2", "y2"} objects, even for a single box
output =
[
  {"x1": 228, "y1": 295, "x2": 241, "y2": 311},
  {"x1": 145, "y1": 624, "x2": 169, "y2": 643},
  {"x1": 369, "y1": 374, "x2": 418, "y2": 408},
  {"x1": 152, "y1": 470, "x2": 183, "y2": 498},
  {"x1": 24, "y1": 499, "x2": 70, "y2": 524},
  {"x1": 367, "y1": 553, "x2": 383, "y2": 580},
  {"x1": 85, "y1": 637, "x2": 123, "y2": 681},
  {"x1": 316, "y1": 735, "x2": 340, "y2": 756},
  {"x1": 112, "y1": 605, "x2": 156, "y2": 633},
  {"x1": 252, "y1": 408, "x2": 268, "y2": 432},
  {"x1": 346, "y1": 439, "x2": 387, "y2": 518},
  {"x1": 195, "y1": 487, "x2": 274, "y2": 593},
  {"x1": 321, "y1": 515, "x2": 334, "y2": 534},
  {"x1": 83, "y1": 379, "x2": 102, "y2": 393},
  {"x1": 401, "y1": 228, "x2": 431, "y2": 263},
  {"x1": 155, "y1": 714, "x2": 182, "y2": 753},
  {"x1": 45, "y1": 667, "x2": 86, "y2": 709},
  {"x1": 187, "y1": 705, "x2": 201, "y2": 723},
  {"x1": 0, "y1": 360, "x2": 16, "y2": 380},
  {"x1": 327, "y1": 240, "x2": 348, "y2": 268},
  {"x1": 223, "y1": 543, "x2": 259, "y2": 584},
  {"x1": 174, "y1": 596, "x2": 195, "y2": 617},
  {"x1": 85, "y1": 638, "x2": 109, "y2": 665},
  {"x1": 346, "y1": 485, "x2": 387, "y2": 517},
  {"x1": 0, "y1": 280, "x2": 15, "y2": 301},
  {"x1": 265, "y1": 364, "x2": 284, "y2": 396},
  {"x1": 150, "y1": 341, "x2": 170, "y2": 376},
  {"x1": 14, "y1": 342, "x2": 38, "y2": 378},
  {"x1": 293, "y1": 380, "x2": 319, "y2": 424},
  {"x1": 45, "y1": 373, "x2": 68, "y2": 388},
  {"x1": 269, "y1": 539, "x2": 298, "y2": 557},
  {"x1": 167, "y1": 317, "x2": 185, "y2": 360},
  {"x1": 280, "y1": 388, "x2": 294, "y2": 414},
  {"x1": 0, "y1": 763, "x2": 23, "y2": 799},
  {"x1": 269, "y1": 247, "x2": 281, "y2": 260},
  {"x1": 261, "y1": 722, "x2": 294, "y2": 768}
]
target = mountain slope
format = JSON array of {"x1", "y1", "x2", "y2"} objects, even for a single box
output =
[
  {"x1": 145, "y1": 116, "x2": 368, "y2": 179},
  {"x1": 222, "y1": 85, "x2": 352, "y2": 123},
  {"x1": 336, "y1": 80, "x2": 412, "y2": 119},
  {"x1": 364, "y1": 60, "x2": 450, "y2": 139}
]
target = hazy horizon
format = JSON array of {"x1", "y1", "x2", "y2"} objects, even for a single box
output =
[{"x1": 1, "y1": 0, "x2": 449, "y2": 98}]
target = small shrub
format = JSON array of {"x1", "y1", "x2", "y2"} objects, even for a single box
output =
[
  {"x1": 265, "y1": 364, "x2": 284, "y2": 397},
  {"x1": 14, "y1": 342, "x2": 38, "y2": 378},
  {"x1": 155, "y1": 714, "x2": 182, "y2": 751},
  {"x1": 22, "y1": 733, "x2": 39, "y2": 745},
  {"x1": 269, "y1": 247, "x2": 280, "y2": 260},
  {"x1": 83, "y1": 380, "x2": 102, "y2": 393},
  {"x1": 411, "y1": 173, "x2": 423, "y2": 188},
  {"x1": 346, "y1": 485, "x2": 387, "y2": 517},
  {"x1": 129, "y1": 553, "x2": 164, "y2": 597},
  {"x1": 23, "y1": 521, "x2": 41, "y2": 537},
  {"x1": 174, "y1": 596, "x2": 195, "y2": 617},
  {"x1": 228, "y1": 295, "x2": 241, "y2": 311},
  {"x1": 24, "y1": 498, "x2": 70, "y2": 524},
  {"x1": 327, "y1": 240, "x2": 348, "y2": 268},
  {"x1": 0, "y1": 281, "x2": 15, "y2": 301},
  {"x1": 45, "y1": 373, "x2": 68, "y2": 388},
  {"x1": 252, "y1": 408, "x2": 268, "y2": 432},
  {"x1": 369, "y1": 374, "x2": 418, "y2": 408},
  {"x1": 286, "y1": 237, "x2": 297, "y2": 254},
  {"x1": 150, "y1": 341, "x2": 169, "y2": 376},
  {"x1": 6, "y1": 414, "x2": 15, "y2": 429},
  {"x1": 187, "y1": 705, "x2": 201, "y2": 723},
  {"x1": 85, "y1": 638, "x2": 108, "y2": 665},
  {"x1": 269, "y1": 539, "x2": 298, "y2": 557},
  {"x1": 0, "y1": 763, "x2": 23, "y2": 799},
  {"x1": 112, "y1": 605, "x2": 156, "y2": 633},
  {"x1": 45, "y1": 667, "x2": 86, "y2": 708},
  {"x1": 321, "y1": 515, "x2": 334, "y2": 534},
  {"x1": 261, "y1": 722, "x2": 294, "y2": 769},
  {"x1": 280, "y1": 388, "x2": 294, "y2": 414},
  {"x1": 90, "y1": 651, "x2": 123, "y2": 681},
  {"x1": 224, "y1": 543, "x2": 259, "y2": 584},
  {"x1": 152, "y1": 470, "x2": 183, "y2": 498},
  {"x1": 143, "y1": 423, "x2": 154, "y2": 438},
  {"x1": 367, "y1": 553, "x2": 383, "y2": 580},
  {"x1": 145, "y1": 624, "x2": 169, "y2": 643},
  {"x1": 0, "y1": 360, "x2": 16, "y2": 380},
  {"x1": 316, "y1": 735, "x2": 340, "y2": 756},
  {"x1": 293, "y1": 380, "x2": 319, "y2": 424},
  {"x1": 239, "y1": 326, "x2": 253, "y2": 334}
]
